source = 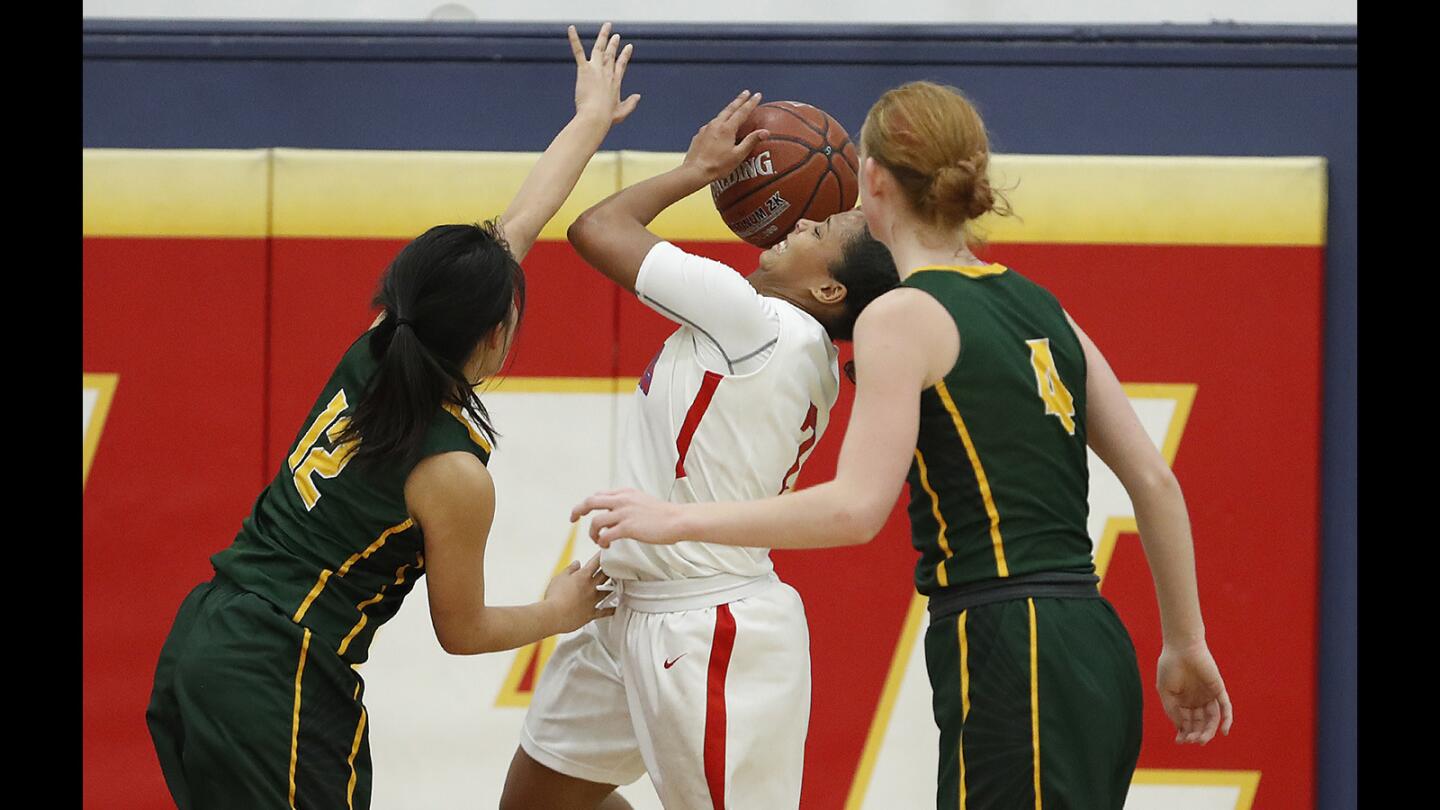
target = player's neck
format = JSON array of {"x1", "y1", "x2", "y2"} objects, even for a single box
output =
[
  {"x1": 750, "y1": 276, "x2": 819, "y2": 320},
  {"x1": 888, "y1": 220, "x2": 981, "y2": 280}
]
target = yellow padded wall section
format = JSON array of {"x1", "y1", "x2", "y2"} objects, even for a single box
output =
[
  {"x1": 82, "y1": 149, "x2": 1325, "y2": 247},
  {"x1": 83, "y1": 149, "x2": 271, "y2": 238},
  {"x1": 616, "y1": 151, "x2": 1327, "y2": 246},
  {"x1": 271, "y1": 148, "x2": 620, "y2": 239}
]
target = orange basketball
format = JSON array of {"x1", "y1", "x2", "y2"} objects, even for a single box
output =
[{"x1": 711, "y1": 101, "x2": 859, "y2": 248}]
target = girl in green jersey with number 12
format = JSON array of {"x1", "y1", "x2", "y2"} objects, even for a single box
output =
[{"x1": 147, "y1": 24, "x2": 638, "y2": 810}]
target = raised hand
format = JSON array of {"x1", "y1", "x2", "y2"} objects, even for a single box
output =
[
  {"x1": 1156, "y1": 640, "x2": 1234, "y2": 744},
  {"x1": 569, "y1": 22, "x2": 641, "y2": 126},
  {"x1": 682, "y1": 90, "x2": 771, "y2": 182},
  {"x1": 570, "y1": 489, "x2": 683, "y2": 548}
]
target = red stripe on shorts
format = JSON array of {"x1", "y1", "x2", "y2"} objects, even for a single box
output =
[
  {"x1": 704, "y1": 603, "x2": 737, "y2": 810},
  {"x1": 675, "y1": 370, "x2": 724, "y2": 478}
]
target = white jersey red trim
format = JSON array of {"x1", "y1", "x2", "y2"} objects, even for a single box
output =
[{"x1": 599, "y1": 241, "x2": 840, "y2": 581}]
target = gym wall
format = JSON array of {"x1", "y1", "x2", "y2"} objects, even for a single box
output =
[{"x1": 82, "y1": 22, "x2": 1356, "y2": 810}]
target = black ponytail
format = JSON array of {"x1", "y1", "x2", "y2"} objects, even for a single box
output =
[{"x1": 336, "y1": 221, "x2": 525, "y2": 470}]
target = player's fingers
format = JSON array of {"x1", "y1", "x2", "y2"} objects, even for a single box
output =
[
  {"x1": 1173, "y1": 704, "x2": 1196, "y2": 741},
  {"x1": 615, "y1": 94, "x2": 641, "y2": 123},
  {"x1": 567, "y1": 25, "x2": 587, "y2": 65},
  {"x1": 585, "y1": 513, "x2": 613, "y2": 542},
  {"x1": 580, "y1": 553, "x2": 603, "y2": 577},
  {"x1": 605, "y1": 33, "x2": 622, "y2": 65},
  {"x1": 571, "y1": 493, "x2": 616, "y2": 521},
  {"x1": 592, "y1": 22, "x2": 612, "y2": 61},
  {"x1": 1218, "y1": 689, "x2": 1234, "y2": 735},
  {"x1": 564, "y1": 560, "x2": 581, "y2": 574},
  {"x1": 715, "y1": 90, "x2": 751, "y2": 123},
  {"x1": 734, "y1": 129, "x2": 769, "y2": 156},
  {"x1": 614, "y1": 42, "x2": 634, "y2": 82},
  {"x1": 1198, "y1": 701, "x2": 1221, "y2": 744},
  {"x1": 728, "y1": 91, "x2": 763, "y2": 125},
  {"x1": 1188, "y1": 707, "x2": 1208, "y2": 743}
]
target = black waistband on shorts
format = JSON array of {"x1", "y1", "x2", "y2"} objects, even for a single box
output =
[{"x1": 926, "y1": 571, "x2": 1101, "y2": 624}]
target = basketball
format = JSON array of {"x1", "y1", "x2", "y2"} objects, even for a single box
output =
[{"x1": 711, "y1": 101, "x2": 859, "y2": 248}]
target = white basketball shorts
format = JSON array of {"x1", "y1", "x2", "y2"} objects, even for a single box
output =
[{"x1": 520, "y1": 572, "x2": 812, "y2": 809}]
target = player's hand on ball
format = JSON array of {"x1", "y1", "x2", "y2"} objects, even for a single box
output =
[
  {"x1": 544, "y1": 553, "x2": 615, "y2": 632},
  {"x1": 1156, "y1": 640, "x2": 1233, "y2": 744},
  {"x1": 568, "y1": 22, "x2": 641, "y2": 126},
  {"x1": 571, "y1": 489, "x2": 683, "y2": 548},
  {"x1": 683, "y1": 90, "x2": 771, "y2": 183}
]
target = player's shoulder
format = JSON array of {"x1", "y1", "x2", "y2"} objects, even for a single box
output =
[
  {"x1": 857, "y1": 286, "x2": 952, "y2": 333},
  {"x1": 647, "y1": 240, "x2": 744, "y2": 277},
  {"x1": 765, "y1": 298, "x2": 839, "y2": 386},
  {"x1": 404, "y1": 449, "x2": 494, "y2": 523},
  {"x1": 766, "y1": 295, "x2": 831, "y2": 347},
  {"x1": 421, "y1": 400, "x2": 494, "y2": 464}
]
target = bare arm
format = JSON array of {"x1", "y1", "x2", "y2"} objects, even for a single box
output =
[
  {"x1": 1072, "y1": 316, "x2": 1205, "y2": 645},
  {"x1": 568, "y1": 90, "x2": 769, "y2": 293},
  {"x1": 498, "y1": 23, "x2": 640, "y2": 263},
  {"x1": 406, "y1": 452, "x2": 610, "y2": 654},
  {"x1": 571, "y1": 288, "x2": 955, "y2": 548},
  {"x1": 1070, "y1": 313, "x2": 1233, "y2": 743}
]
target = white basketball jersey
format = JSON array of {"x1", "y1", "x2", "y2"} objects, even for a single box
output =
[{"x1": 600, "y1": 241, "x2": 839, "y2": 581}]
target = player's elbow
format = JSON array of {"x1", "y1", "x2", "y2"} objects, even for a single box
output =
[
  {"x1": 567, "y1": 207, "x2": 605, "y2": 254},
  {"x1": 831, "y1": 502, "x2": 885, "y2": 547},
  {"x1": 431, "y1": 615, "x2": 493, "y2": 656},
  {"x1": 435, "y1": 629, "x2": 484, "y2": 656},
  {"x1": 1127, "y1": 462, "x2": 1182, "y2": 503}
]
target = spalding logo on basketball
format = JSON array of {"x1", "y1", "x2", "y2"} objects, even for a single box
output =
[{"x1": 711, "y1": 101, "x2": 860, "y2": 248}]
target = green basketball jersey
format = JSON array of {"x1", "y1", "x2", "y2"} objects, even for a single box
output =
[
  {"x1": 902, "y1": 264, "x2": 1094, "y2": 594},
  {"x1": 211, "y1": 329, "x2": 493, "y2": 665}
]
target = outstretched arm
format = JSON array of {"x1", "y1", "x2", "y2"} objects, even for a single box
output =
[
  {"x1": 498, "y1": 23, "x2": 641, "y2": 263},
  {"x1": 571, "y1": 288, "x2": 953, "y2": 548},
  {"x1": 406, "y1": 452, "x2": 612, "y2": 654},
  {"x1": 567, "y1": 90, "x2": 770, "y2": 293},
  {"x1": 1071, "y1": 313, "x2": 1233, "y2": 745}
]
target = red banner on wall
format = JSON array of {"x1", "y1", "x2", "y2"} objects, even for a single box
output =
[{"x1": 83, "y1": 149, "x2": 1323, "y2": 809}]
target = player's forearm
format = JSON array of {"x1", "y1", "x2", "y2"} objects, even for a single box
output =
[
  {"x1": 1130, "y1": 467, "x2": 1207, "y2": 646},
  {"x1": 500, "y1": 110, "x2": 613, "y2": 262},
  {"x1": 439, "y1": 601, "x2": 564, "y2": 655},
  {"x1": 568, "y1": 164, "x2": 712, "y2": 291},
  {"x1": 676, "y1": 480, "x2": 883, "y2": 550},
  {"x1": 580, "y1": 164, "x2": 710, "y2": 231}
]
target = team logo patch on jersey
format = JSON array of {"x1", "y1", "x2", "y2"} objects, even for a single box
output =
[{"x1": 639, "y1": 349, "x2": 661, "y2": 395}]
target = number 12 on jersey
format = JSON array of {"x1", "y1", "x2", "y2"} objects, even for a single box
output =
[
  {"x1": 288, "y1": 389, "x2": 359, "y2": 510},
  {"x1": 1026, "y1": 338, "x2": 1076, "y2": 435}
]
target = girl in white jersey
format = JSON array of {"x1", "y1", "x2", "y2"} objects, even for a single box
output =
[{"x1": 500, "y1": 92, "x2": 898, "y2": 810}]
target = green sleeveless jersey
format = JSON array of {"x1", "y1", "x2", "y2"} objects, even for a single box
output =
[
  {"x1": 211, "y1": 329, "x2": 493, "y2": 665},
  {"x1": 903, "y1": 264, "x2": 1094, "y2": 594}
]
